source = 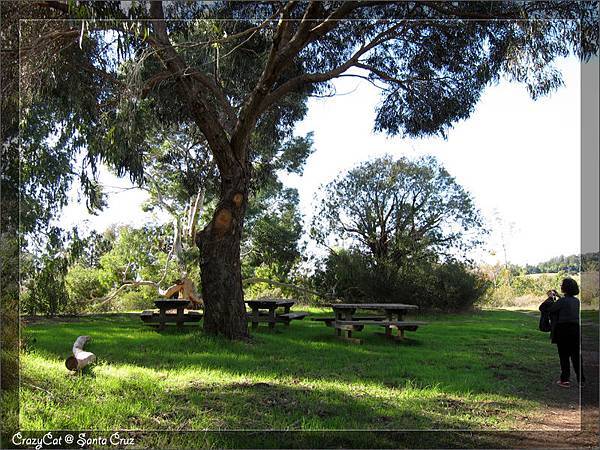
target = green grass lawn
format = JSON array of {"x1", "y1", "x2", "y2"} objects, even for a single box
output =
[{"x1": 20, "y1": 308, "x2": 575, "y2": 438}]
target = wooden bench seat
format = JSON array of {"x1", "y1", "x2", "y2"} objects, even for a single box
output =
[
  {"x1": 277, "y1": 312, "x2": 309, "y2": 321},
  {"x1": 311, "y1": 316, "x2": 384, "y2": 322},
  {"x1": 245, "y1": 310, "x2": 308, "y2": 328},
  {"x1": 314, "y1": 317, "x2": 426, "y2": 342},
  {"x1": 140, "y1": 310, "x2": 202, "y2": 326},
  {"x1": 336, "y1": 320, "x2": 426, "y2": 327}
]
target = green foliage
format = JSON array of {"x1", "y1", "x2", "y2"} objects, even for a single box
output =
[
  {"x1": 479, "y1": 268, "x2": 587, "y2": 307},
  {"x1": 520, "y1": 253, "x2": 598, "y2": 276},
  {"x1": 312, "y1": 155, "x2": 485, "y2": 264},
  {"x1": 525, "y1": 254, "x2": 581, "y2": 274},
  {"x1": 243, "y1": 265, "x2": 291, "y2": 300},
  {"x1": 97, "y1": 225, "x2": 171, "y2": 288},
  {"x1": 64, "y1": 265, "x2": 107, "y2": 313},
  {"x1": 314, "y1": 249, "x2": 486, "y2": 312},
  {"x1": 113, "y1": 286, "x2": 158, "y2": 312},
  {"x1": 22, "y1": 254, "x2": 69, "y2": 316},
  {"x1": 23, "y1": 223, "x2": 192, "y2": 315},
  {"x1": 94, "y1": 224, "x2": 190, "y2": 309},
  {"x1": 69, "y1": 228, "x2": 115, "y2": 268},
  {"x1": 432, "y1": 262, "x2": 490, "y2": 311},
  {"x1": 21, "y1": 228, "x2": 71, "y2": 316},
  {"x1": 243, "y1": 188, "x2": 304, "y2": 281}
]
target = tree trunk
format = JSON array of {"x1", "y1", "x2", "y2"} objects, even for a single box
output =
[{"x1": 196, "y1": 165, "x2": 250, "y2": 339}]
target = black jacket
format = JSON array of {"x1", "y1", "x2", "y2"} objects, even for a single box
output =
[
  {"x1": 547, "y1": 295, "x2": 580, "y2": 324},
  {"x1": 539, "y1": 297, "x2": 560, "y2": 343}
]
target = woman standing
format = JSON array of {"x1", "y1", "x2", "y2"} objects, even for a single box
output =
[{"x1": 539, "y1": 278, "x2": 585, "y2": 388}]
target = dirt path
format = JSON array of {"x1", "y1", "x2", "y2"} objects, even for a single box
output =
[{"x1": 497, "y1": 312, "x2": 600, "y2": 448}]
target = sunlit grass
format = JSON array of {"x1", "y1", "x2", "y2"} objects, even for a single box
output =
[{"x1": 21, "y1": 308, "x2": 567, "y2": 433}]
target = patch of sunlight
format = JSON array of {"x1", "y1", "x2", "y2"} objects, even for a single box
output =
[
  {"x1": 22, "y1": 353, "x2": 64, "y2": 371},
  {"x1": 94, "y1": 362, "x2": 165, "y2": 380}
]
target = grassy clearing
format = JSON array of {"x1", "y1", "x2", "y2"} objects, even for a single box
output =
[{"x1": 20, "y1": 309, "x2": 575, "y2": 438}]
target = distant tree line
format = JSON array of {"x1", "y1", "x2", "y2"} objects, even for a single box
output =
[{"x1": 522, "y1": 252, "x2": 599, "y2": 275}]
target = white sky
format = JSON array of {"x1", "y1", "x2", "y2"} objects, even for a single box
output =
[{"x1": 58, "y1": 55, "x2": 582, "y2": 267}]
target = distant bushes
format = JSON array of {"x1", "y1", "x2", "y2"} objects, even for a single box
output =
[
  {"x1": 432, "y1": 262, "x2": 489, "y2": 311},
  {"x1": 64, "y1": 265, "x2": 107, "y2": 314},
  {"x1": 313, "y1": 249, "x2": 487, "y2": 312},
  {"x1": 478, "y1": 268, "x2": 599, "y2": 308},
  {"x1": 581, "y1": 271, "x2": 600, "y2": 306},
  {"x1": 21, "y1": 254, "x2": 69, "y2": 316}
]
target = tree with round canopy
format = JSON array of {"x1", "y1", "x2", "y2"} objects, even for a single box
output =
[{"x1": 312, "y1": 155, "x2": 485, "y2": 265}]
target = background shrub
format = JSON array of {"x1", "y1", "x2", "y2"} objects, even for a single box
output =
[
  {"x1": 313, "y1": 250, "x2": 486, "y2": 312},
  {"x1": 64, "y1": 264, "x2": 107, "y2": 314}
]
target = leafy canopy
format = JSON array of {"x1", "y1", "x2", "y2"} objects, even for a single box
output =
[
  {"x1": 18, "y1": 2, "x2": 598, "y2": 221},
  {"x1": 312, "y1": 155, "x2": 485, "y2": 264}
]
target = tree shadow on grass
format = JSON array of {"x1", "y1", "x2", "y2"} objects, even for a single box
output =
[
  {"x1": 166, "y1": 379, "x2": 520, "y2": 430},
  {"x1": 132, "y1": 429, "x2": 530, "y2": 449},
  {"x1": 22, "y1": 311, "x2": 577, "y2": 416}
]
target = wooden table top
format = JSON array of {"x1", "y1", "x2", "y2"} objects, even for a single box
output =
[
  {"x1": 330, "y1": 303, "x2": 418, "y2": 310},
  {"x1": 154, "y1": 299, "x2": 190, "y2": 309},
  {"x1": 245, "y1": 299, "x2": 295, "y2": 308}
]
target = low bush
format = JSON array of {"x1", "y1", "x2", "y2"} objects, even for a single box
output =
[
  {"x1": 64, "y1": 264, "x2": 108, "y2": 314},
  {"x1": 313, "y1": 249, "x2": 486, "y2": 312},
  {"x1": 112, "y1": 287, "x2": 157, "y2": 311},
  {"x1": 479, "y1": 270, "x2": 595, "y2": 308}
]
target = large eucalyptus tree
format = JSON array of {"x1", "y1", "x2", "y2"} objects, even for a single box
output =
[{"x1": 16, "y1": 0, "x2": 598, "y2": 338}]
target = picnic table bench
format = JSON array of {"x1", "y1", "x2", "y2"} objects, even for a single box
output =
[
  {"x1": 141, "y1": 299, "x2": 203, "y2": 330},
  {"x1": 313, "y1": 303, "x2": 426, "y2": 343},
  {"x1": 245, "y1": 299, "x2": 308, "y2": 330}
]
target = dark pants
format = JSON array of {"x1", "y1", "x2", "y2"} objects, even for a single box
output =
[{"x1": 555, "y1": 322, "x2": 585, "y2": 383}]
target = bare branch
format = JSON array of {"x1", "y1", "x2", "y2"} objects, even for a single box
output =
[
  {"x1": 187, "y1": 187, "x2": 205, "y2": 244},
  {"x1": 90, "y1": 280, "x2": 166, "y2": 309}
]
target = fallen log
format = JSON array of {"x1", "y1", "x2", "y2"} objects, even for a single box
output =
[{"x1": 65, "y1": 335, "x2": 96, "y2": 371}]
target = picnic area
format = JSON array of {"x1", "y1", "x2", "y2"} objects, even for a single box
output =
[
  {"x1": 8, "y1": 3, "x2": 599, "y2": 449},
  {"x1": 21, "y1": 308, "x2": 599, "y2": 448}
]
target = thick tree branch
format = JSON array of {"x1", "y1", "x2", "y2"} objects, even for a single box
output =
[
  {"x1": 257, "y1": 21, "x2": 406, "y2": 115},
  {"x1": 173, "y1": 218, "x2": 185, "y2": 268},
  {"x1": 231, "y1": 1, "x2": 361, "y2": 160},
  {"x1": 187, "y1": 187, "x2": 205, "y2": 245},
  {"x1": 148, "y1": 1, "x2": 235, "y2": 174}
]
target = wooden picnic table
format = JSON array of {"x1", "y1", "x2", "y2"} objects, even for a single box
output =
[
  {"x1": 314, "y1": 303, "x2": 425, "y2": 343},
  {"x1": 245, "y1": 299, "x2": 308, "y2": 330},
  {"x1": 140, "y1": 299, "x2": 202, "y2": 331}
]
